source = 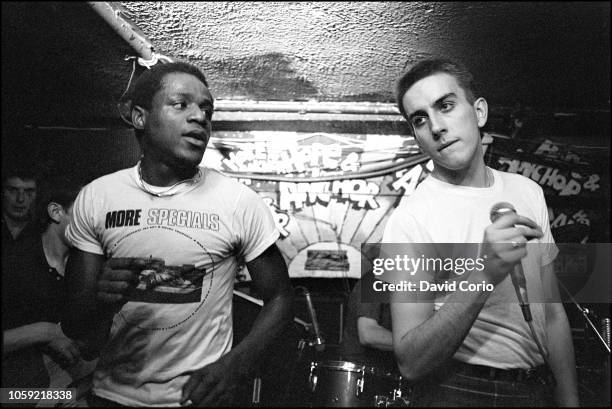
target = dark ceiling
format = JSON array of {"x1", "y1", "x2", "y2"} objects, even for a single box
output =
[{"x1": 1, "y1": 1, "x2": 610, "y2": 133}]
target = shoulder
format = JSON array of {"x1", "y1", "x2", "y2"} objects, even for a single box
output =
[
  {"x1": 496, "y1": 168, "x2": 539, "y2": 187},
  {"x1": 202, "y1": 168, "x2": 262, "y2": 199},
  {"x1": 82, "y1": 167, "x2": 134, "y2": 193},
  {"x1": 389, "y1": 178, "x2": 436, "y2": 221},
  {"x1": 495, "y1": 168, "x2": 544, "y2": 197}
]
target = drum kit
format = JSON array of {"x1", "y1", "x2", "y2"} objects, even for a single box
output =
[
  {"x1": 306, "y1": 360, "x2": 411, "y2": 407},
  {"x1": 235, "y1": 288, "x2": 413, "y2": 407}
]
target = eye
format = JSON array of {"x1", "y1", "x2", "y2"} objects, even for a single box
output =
[
  {"x1": 440, "y1": 101, "x2": 454, "y2": 112},
  {"x1": 172, "y1": 101, "x2": 187, "y2": 109},
  {"x1": 200, "y1": 105, "x2": 214, "y2": 120},
  {"x1": 411, "y1": 116, "x2": 427, "y2": 127}
]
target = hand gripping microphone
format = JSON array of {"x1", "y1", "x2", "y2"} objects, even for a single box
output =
[
  {"x1": 489, "y1": 202, "x2": 532, "y2": 322},
  {"x1": 302, "y1": 287, "x2": 325, "y2": 352}
]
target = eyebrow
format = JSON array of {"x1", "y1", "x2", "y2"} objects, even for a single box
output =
[
  {"x1": 171, "y1": 92, "x2": 214, "y2": 106},
  {"x1": 408, "y1": 92, "x2": 457, "y2": 122}
]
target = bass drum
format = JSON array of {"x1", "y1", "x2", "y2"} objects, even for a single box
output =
[{"x1": 308, "y1": 360, "x2": 411, "y2": 407}]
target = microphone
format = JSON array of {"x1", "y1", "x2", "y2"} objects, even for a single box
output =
[
  {"x1": 489, "y1": 202, "x2": 532, "y2": 322},
  {"x1": 302, "y1": 287, "x2": 325, "y2": 352}
]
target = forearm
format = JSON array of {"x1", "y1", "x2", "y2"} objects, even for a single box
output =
[
  {"x1": 62, "y1": 308, "x2": 114, "y2": 359},
  {"x1": 3, "y1": 322, "x2": 58, "y2": 354},
  {"x1": 62, "y1": 249, "x2": 113, "y2": 357},
  {"x1": 358, "y1": 320, "x2": 393, "y2": 352},
  {"x1": 546, "y1": 305, "x2": 579, "y2": 407},
  {"x1": 394, "y1": 271, "x2": 493, "y2": 380},
  {"x1": 229, "y1": 288, "x2": 294, "y2": 366}
]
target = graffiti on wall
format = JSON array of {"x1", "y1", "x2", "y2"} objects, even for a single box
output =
[
  {"x1": 203, "y1": 131, "x2": 431, "y2": 278},
  {"x1": 203, "y1": 132, "x2": 607, "y2": 279},
  {"x1": 486, "y1": 137, "x2": 609, "y2": 244}
]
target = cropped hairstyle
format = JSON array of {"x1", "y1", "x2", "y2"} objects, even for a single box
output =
[
  {"x1": 396, "y1": 58, "x2": 478, "y2": 122},
  {"x1": 37, "y1": 179, "x2": 81, "y2": 233}
]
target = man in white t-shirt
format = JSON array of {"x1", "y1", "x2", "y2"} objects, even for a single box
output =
[
  {"x1": 383, "y1": 59, "x2": 578, "y2": 406},
  {"x1": 62, "y1": 61, "x2": 293, "y2": 407}
]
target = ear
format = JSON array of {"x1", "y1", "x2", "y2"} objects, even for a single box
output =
[
  {"x1": 474, "y1": 97, "x2": 488, "y2": 128},
  {"x1": 47, "y1": 202, "x2": 63, "y2": 224},
  {"x1": 131, "y1": 106, "x2": 147, "y2": 129}
]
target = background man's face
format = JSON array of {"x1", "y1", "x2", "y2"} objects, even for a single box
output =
[{"x1": 1, "y1": 176, "x2": 37, "y2": 222}]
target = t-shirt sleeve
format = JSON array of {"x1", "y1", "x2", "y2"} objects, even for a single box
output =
[
  {"x1": 233, "y1": 186, "x2": 280, "y2": 263},
  {"x1": 379, "y1": 206, "x2": 434, "y2": 288},
  {"x1": 65, "y1": 183, "x2": 105, "y2": 255},
  {"x1": 382, "y1": 202, "x2": 432, "y2": 243},
  {"x1": 349, "y1": 279, "x2": 379, "y2": 320},
  {"x1": 535, "y1": 184, "x2": 559, "y2": 266},
  {"x1": 357, "y1": 300, "x2": 382, "y2": 321}
]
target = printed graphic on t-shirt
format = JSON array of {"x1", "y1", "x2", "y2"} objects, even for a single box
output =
[
  {"x1": 130, "y1": 257, "x2": 209, "y2": 304},
  {"x1": 102, "y1": 206, "x2": 221, "y2": 330}
]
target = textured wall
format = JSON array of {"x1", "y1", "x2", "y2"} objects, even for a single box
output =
[
  {"x1": 1, "y1": 1, "x2": 609, "y2": 130},
  {"x1": 120, "y1": 1, "x2": 610, "y2": 108}
]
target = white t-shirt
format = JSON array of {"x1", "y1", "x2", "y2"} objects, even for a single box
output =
[
  {"x1": 66, "y1": 165, "x2": 279, "y2": 406},
  {"x1": 383, "y1": 167, "x2": 558, "y2": 369}
]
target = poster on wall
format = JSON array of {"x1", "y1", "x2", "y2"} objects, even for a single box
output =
[
  {"x1": 203, "y1": 131, "x2": 607, "y2": 280},
  {"x1": 485, "y1": 136, "x2": 610, "y2": 244},
  {"x1": 202, "y1": 130, "x2": 433, "y2": 279},
  {"x1": 485, "y1": 135, "x2": 610, "y2": 298}
]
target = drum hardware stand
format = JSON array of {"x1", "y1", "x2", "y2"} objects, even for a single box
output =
[
  {"x1": 558, "y1": 278, "x2": 610, "y2": 407},
  {"x1": 285, "y1": 285, "x2": 331, "y2": 405},
  {"x1": 556, "y1": 281, "x2": 610, "y2": 354},
  {"x1": 251, "y1": 376, "x2": 261, "y2": 406},
  {"x1": 373, "y1": 377, "x2": 411, "y2": 408},
  {"x1": 233, "y1": 289, "x2": 312, "y2": 406}
]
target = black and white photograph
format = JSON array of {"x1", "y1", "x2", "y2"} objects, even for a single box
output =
[{"x1": 2, "y1": 2, "x2": 609, "y2": 407}]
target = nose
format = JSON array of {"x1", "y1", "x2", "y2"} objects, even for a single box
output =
[
  {"x1": 16, "y1": 189, "x2": 26, "y2": 202},
  {"x1": 187, "y1": 104, "x2": 206, "y2": 124},
  {"x1": 429, "y1": 113, "x2": 446, "y2": 140}
]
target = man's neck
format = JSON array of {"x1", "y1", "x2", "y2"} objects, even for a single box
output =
[
  {"x1": 431, "y1": 161, "x2": 490, "y2": 188},
  {"x1": 140, "y1": 157, "x2": 199, "y2": 187},
  {"x1": 2, "y1": 213, "x2": 28, "y2": 239},
  {"x1": 42, "y1": 228, "x2": 69, "y2": 276}
]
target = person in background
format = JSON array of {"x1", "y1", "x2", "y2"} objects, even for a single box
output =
[
  {"x1": 340, "y1": 271, "x2": 395, "y2": 372},
  {"x1": 2, "y1": 178, "x2": 82, "y2": 391},
  {"x1": 1, "y1": 164, "x2": 39, "y2": 250},
  {"x1": 62, "y1": 61, "x2": 294, "y2": 407},
  {"x1": 384, "y1": 58, "x2": 578, "y2": 406}
]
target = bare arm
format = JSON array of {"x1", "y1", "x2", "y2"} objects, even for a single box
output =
[
  {"x1": 62, "y1": 249, "x2": 143, "y2": 358},
  {"x1": 62, "y1": 248, "x2": 107, "y2": 355},
  {"x1": 391, "y1": 213, "x2": 543, "y2": 380},
  {"x1": 231, "y1": 243, "x2": 294, "y2": 361},
  {"x1": 181, "y1": 243, "x2": 293, "y2": 406},
  {"x1": 391, "y1": 268, "x2": 493, "y2": 380},
  {"x1": 3, "y1": 322, "x2": 62, "y2": 354},
  {"x1": 4, "y1": 322, "x2": 81, "y2": 368},
  {"x1": 542, "y1": 262, "x2": 579, "y2": 406},
  {"x1": 357, "y1": 316, "x2": 393, "y2": 352}
]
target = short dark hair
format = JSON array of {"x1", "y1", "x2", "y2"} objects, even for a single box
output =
[
  {"x1": 1, "y1": 162, "x2": 38, "y2": 186},
  {"x1": 396, "y1": 58, "x2": 477, "y2": 121},
  {"x1": 127, "y1": 61, "x2": 209, "y2": 111},
  {"x1": 36, "y1": 178, "x2": 81, "y2": 232}
]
